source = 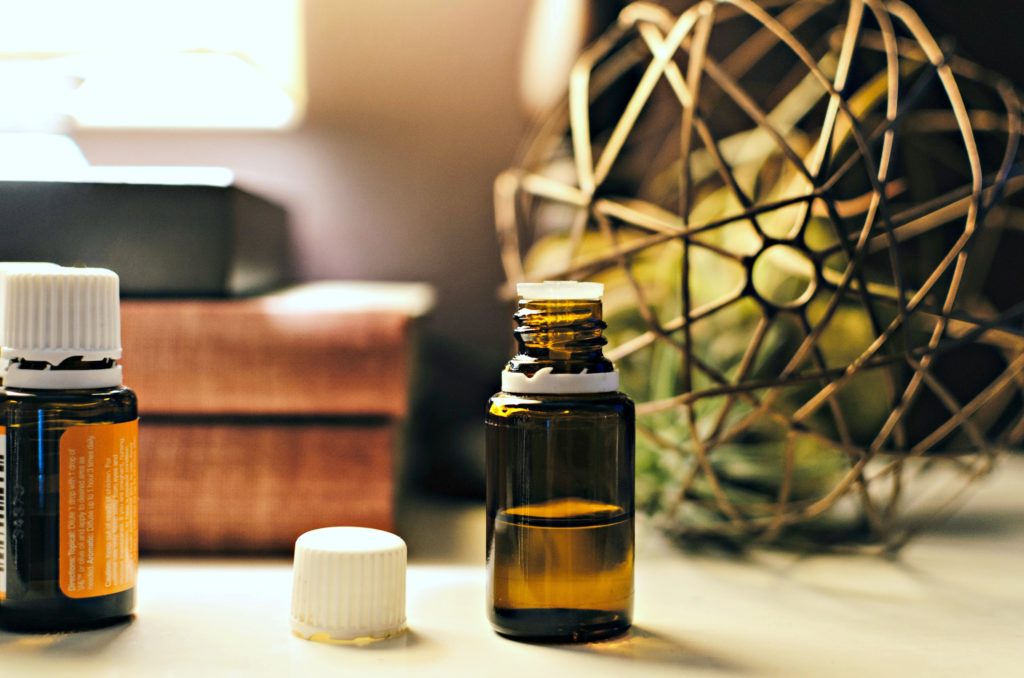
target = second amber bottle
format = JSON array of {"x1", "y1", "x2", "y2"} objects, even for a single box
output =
[{"x1": 486, "y1": 281, "x2": 634, "y2": 642}]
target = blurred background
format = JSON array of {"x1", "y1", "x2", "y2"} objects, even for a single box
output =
[
  {"x1": 0, "y1": 0, "x2": 1020, "y2": 551},
  {"x1": 72, "y1": 1, "x2": 533, "y2": 496}
]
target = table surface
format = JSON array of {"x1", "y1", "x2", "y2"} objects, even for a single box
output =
[{"x1": 3, "y1": 457, "x2": 1024, "y2": 677}]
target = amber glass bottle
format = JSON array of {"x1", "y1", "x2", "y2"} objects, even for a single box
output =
[
  {"x1": 486, "y1": 281, "x2": 634, "y2": 642},
  {"x1": 0, "y1": 268, "x2": 139, "y2": 632}
]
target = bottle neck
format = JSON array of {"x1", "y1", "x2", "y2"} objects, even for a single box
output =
[
  {"x1": 510, "y1": 298, "x2": 614, "y2": 374},
  {"x1": 3, "y1": 356, "x2": 123, "y2": 390},
  {"x1": 503, "y1": 298, "x2": 618, "y2": 394}
]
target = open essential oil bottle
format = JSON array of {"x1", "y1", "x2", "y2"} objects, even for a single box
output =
[
  {"x1": 486, "y1": 280, "x2": 635, "y2": 643},
  {"x1": 0, "y1": 267, "x2": 139, "y2": 632}
]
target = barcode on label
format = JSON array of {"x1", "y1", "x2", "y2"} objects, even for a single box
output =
[{"x1": 1, "y1": 429, "x2": 6, "y2": 599}]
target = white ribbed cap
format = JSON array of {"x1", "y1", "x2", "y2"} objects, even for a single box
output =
[
  {"x1": 518, "y1": 280, "x2": 604, "y2": 300},
  {"x1": 1, "y1": 266, "x2": 122, "y2": 363},
  {"x1": 291, "y1": 527, "x2": 407, "y2": 643},
  {"x1": 0, "y1": 262, "x2": 61, "y2": 367}
]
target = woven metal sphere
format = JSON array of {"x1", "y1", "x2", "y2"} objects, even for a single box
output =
[{"x1": 495, "y1": 0, "x2": 1024, "y2": 550}]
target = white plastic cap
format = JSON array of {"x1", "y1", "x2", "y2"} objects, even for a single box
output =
[
  {"x1": 517, "y1": 280, "x2": 604, "y2": 300},
  {"x1": 291, "y1": 527, "x2": 407, "y2": 643},
  {"x1": 0, "y1": 264, "x2": 61, "y2": 334},
  {"x1": 1, "y1": 267, "x2": 123, "y2": 389},
  {"x1": 0, "y1": 262, "x2": 61, "y2": 372},
  {"x1": 1, "y1": 266, "x2": 122, "y2": 363}
]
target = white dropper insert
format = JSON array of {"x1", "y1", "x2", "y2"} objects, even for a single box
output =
[
  {"x1": 1, "y1": 267, "x2": 123, "y2": 390},
  {"x1": 517, "y1": 280, "x2": 604, "y2": 300}
]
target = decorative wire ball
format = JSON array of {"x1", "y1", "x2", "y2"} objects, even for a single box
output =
[{"x1": 495, "y1": 0, "x2": 1024, "y2": 551}]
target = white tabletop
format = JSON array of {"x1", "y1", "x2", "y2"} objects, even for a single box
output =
[{"x1": 3, "y1": 457, "x2": 1024, "y2": 677}]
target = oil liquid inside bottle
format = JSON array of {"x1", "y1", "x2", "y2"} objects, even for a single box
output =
[{"x1": 490, "y1": 498, "x2": 632, "y2": 641}]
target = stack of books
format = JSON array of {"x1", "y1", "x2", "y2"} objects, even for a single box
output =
[{"x1": 122, "y1": 282, "x2": 433, "y2": 552}]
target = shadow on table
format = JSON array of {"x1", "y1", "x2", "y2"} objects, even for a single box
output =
[
  {"x1": 546, "y1": 626, "x2": 746, "y2": 673},
  {"x1": 928, "y1": 506, "x2": 1023, "y2": 540},
  {"x1": 0, "y1": 617, "x2": 132, "y2": 654}
]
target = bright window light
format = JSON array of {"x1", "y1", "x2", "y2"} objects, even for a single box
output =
[{"x1": 0, "y1": 0, "x2": 305, "y2": 130}]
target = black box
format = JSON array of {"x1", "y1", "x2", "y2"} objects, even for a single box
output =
[{"x1": 0, "y1": 168, "x2": 292, "y2": 297}]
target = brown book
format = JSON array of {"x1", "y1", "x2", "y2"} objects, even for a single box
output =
[
  {"x1": 140, "y1": 421, "x2": 394, "y2": 552},
  {"x1": 121, "y1": 283, "x2": 432, "y2": 417}
]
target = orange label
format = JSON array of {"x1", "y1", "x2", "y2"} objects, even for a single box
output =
[
  {"x1": 59, "y1": 419, "x2": 139, "y2": 599},
  {"x1": 1, "y1": 424, "x2": 6, "y2": 601}
]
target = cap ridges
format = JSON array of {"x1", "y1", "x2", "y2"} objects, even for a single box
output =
[
  {"x1": 1, "y1": 267, "x2": 122, "y2": 363},
  {"x1": 291, "y1": 527, "x2": 407, "y2": 643}
]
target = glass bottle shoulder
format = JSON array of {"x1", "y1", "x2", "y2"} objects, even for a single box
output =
[{"x1": 2, "y1": 384, "x2": 138, "y2": 423}]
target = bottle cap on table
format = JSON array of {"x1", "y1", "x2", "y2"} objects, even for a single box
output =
[{"x1": 290, "y1": 526, "x2": 407, "y2": 643}]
